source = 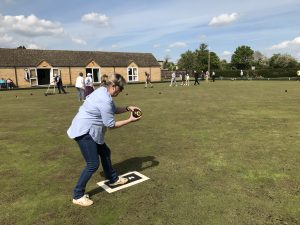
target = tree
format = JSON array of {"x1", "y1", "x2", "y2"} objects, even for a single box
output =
[
  {"x1": 177, "y1": 50, "x2": 195, "y2": 73},
  {"x1": 209, "y1": 52, "x2": 221, "y2": 70},
  {"x1": 231, "y1": 45, "x2": 254, "y2": 70},
  {"x1": 194, "y1": 43, "x2": 220, "y2": 72},
  {"x1": 163, "y1": 56, "x2": 176, "y2": 71},
  {"x1": 176, "y1": 43, "x2": 221, "y2": 73},
  {"x1": 219, "y1": 59, "x2": 231, "y2": 70},
  {"x1": 195, "y1": 43, "x2": 209, "y2": 72},
  {"x1": 253, "y1": 51, "x2": 268, "y2": 68},
  {"x1": 17, "y1": 46, "x2": 26, "y2": 49},
  {"x1": 269, "y1": 53, "x2": 298, "y2": 68}
]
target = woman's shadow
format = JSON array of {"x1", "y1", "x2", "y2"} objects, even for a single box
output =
[{"x1": 86, "y1": 155, "x2": 159, "y2": 196}]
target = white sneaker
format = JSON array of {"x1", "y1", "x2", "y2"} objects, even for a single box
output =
[
  {"x1": 72, "y1": 195, "x2": 93, "y2": 206},
  {"x1": 109, "y1": 177, "x2": 128, "y2": 186}
]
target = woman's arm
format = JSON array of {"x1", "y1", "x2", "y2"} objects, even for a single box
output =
[
  {"x1": 115, "y1": 106, "x2": 141, "y2": 114},
  {"x1": 111, "y1": 106, "x2": 142, "y2": 128}
]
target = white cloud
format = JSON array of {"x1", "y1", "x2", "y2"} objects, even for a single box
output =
[
  {"x1": 0, "y1": 14, "x2": 64, "y2": 37},
  {"x1": 153, "y1": 44, "x2": 160, "y2": 48},
  {"x1": 71, "y1": 37, "x2": 87, "y2": 45},
  {"x1": 27, "y1": 43, "x2": 42, "y2": 49},
  {"x1": 222, "y1": 51, "x2": 232, "y2": 56},
  {"x1": 209, "y1": 13, "x2": 238, "y2": 27},
  {"x1": 169, "y1": 42, "x2": 187, "y2": 48},
  {"x1": 165, "y1": 49, "x2": 171, "y2": 52},
  {"x1": 270, "y1": 36, "x2": 300, "y2": 50},
  {"x1": 111, "y1": 44, "x2": 118, "y2": 48},
  {"x1": 0, "y1": 33, "x2": 13, "y2": 44},
  {"x1": 81, "y1": 12, "x2": 109, "y2": 26}
]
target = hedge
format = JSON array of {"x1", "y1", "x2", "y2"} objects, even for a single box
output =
[{"x1": 214, "y1": 68, "x2": 300, "y2": 78}]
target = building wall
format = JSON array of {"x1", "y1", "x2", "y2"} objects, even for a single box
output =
[
  {"x1": 0, "y1": 65, "x2": 161, "y2": 88},
  {"x1": 151, "y1": 67, "x2": 161, "y2": 82},
  {"x1": 37, "y1": 61, "x2": 52, "y2": 68},
  {"x1": 16, "y1": 68, "x2": 29, "y2": 87},
  {"x1": 69, "y1": 67, "x2": 86, "y2": 85},
  {"x1": 100, "y1": 67, "x2": 113, "y2": 77},
  {"x1": 60, "y1": 67, "x2": 72, "y2": 85},
  {"x1": 0, "y1": 68, "x2": 16, "y2": 84}
]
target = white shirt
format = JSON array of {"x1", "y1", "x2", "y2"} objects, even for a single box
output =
[
  {"x1": 85, "y1": 77, "x2": 93, "y2": 87},
  {"x1": 75, "y1": 76, "x2": 84, "y2": 89}
]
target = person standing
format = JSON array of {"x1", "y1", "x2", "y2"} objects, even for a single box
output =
[
  {"x1": 185, "y1": 73, "x2": 190, "y2": 86},
  {"x1": 240, "y1": 70, "x2": 244, "y2": 80},
  {"x1": 212, "y1": 71, "x2": 216, "y2": 82},
  {"x1": 75, "y1": 72, "x2": 85, "y2": 101},
  {"x1": 144, "y1": 72, "x2": 153, "y2": 88},
  {"x1": 297, "y1": 70, "x2": 300, "y2": 81},
  {"x1": 170, "y1": 71, "x2": 177, "y2": 87},
  {"x1": 179, "y1": 73, "x2": 186, "y2": 86},
  {"x1": 194, "y1": 71, "x2": 200, "y2": 85},
  {"x1": 54, "y1": 74, "x2": 67, "y2": 94},
  {"x1": 84, "y1": 73, "x2": 94, "y2": 98},
  {"x1": 205, "y1": 71, "x2": 210, "y2": 82},
  {"x1": 201, "y1": 71, "x2": 205, "y2": 80},
  {"x1": 67, "y1": 73, "x2": 141, "y2": 206}
]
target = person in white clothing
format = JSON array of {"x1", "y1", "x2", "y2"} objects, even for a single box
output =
[
  {"x1": 75, "y1": 72, "x2": 85, "y2": 101},
  {"x1": 84, "y1": 73, "x2": 94, "y2": 98},
  {"x1": 185, "y1": 74, "x2": 190, "y2": 86},
  {"x1": 170, "y1": 72, "x2": 177, "y2": 87}
]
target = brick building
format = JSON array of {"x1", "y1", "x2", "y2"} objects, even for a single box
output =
[{"x1": 0, "y1": 48, "x2": 161, "y2": 88}]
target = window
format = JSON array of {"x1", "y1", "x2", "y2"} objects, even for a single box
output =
[
  {"x1": 127, "y1": 67, "x2": 138, "y2": 82},
  {"x1": 86, "y1": 68, "x2": 100, "y2": 83}
]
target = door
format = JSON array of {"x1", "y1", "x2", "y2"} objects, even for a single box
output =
[
  {"x1": 29, "y1": 68, "x2": 38, "y2": 86},
  {"x1": 37, "y1": 69, "x2": 51, "y2": 85}
]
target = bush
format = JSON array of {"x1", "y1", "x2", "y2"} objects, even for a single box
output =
[{"x1": 215, "y1": 68, "x2": 299, "y2": 78}]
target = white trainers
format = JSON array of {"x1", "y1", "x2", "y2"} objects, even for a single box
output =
[
  {"x1": 72, "y1": 195, "x2": 93, "y2": 206},
  {"x1": 109, "y1": 177, "x2": 128, "y2": 186}
]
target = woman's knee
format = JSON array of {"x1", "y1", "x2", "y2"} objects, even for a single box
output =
[{"x1": 87, "y1": 161, "x2": 100, "y2": 172}]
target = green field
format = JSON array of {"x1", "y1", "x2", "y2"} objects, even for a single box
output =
[{"x1": 1, "y1": 81, "x2": 299, "y2": 225}]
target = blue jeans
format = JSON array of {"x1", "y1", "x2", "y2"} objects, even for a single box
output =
[
  {"x1": 73, "y1": 134, "x2": 118, "y2": 199},
  {"x1": 76, "y1": 88, "x2": 85, "y2": 101}
]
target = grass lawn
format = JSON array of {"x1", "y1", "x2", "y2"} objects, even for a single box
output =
[{"x1": 0, "y1": 81, "x2": 299, "y2": 225}]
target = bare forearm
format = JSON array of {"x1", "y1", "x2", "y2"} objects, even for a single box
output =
[
  {"x1": 115, "y1": 106, "x2": 129, "y2": 114},
  {"x1": 113, "y1": 118, "x2": 132, "y2": 128},
  {"x1": 111, "y1": 106, "x2": 142, "y2": 128}
]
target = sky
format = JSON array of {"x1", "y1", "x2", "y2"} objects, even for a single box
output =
[{"x1": 0, "y1": 0, "x2": 300, "y2": 62}]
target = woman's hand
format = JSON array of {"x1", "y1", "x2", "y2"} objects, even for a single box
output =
[{"x1": 129, "y1": 111, "x2": 142, "y2": 122}]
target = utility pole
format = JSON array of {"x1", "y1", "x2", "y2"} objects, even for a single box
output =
[{"x1": 208, "y1": 46, "x2": 211, "y2": 75}]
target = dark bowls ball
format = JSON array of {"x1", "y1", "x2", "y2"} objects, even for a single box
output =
[{"x1": 132, "y1": 109, "x2": 142, "y2": 118}]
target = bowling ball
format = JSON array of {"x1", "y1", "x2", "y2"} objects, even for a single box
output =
[{"x1": 132, "y1": 109, "x2": 142, "y2": 118}]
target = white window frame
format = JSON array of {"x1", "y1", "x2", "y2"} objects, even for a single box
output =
[
  {"x1": 27, "y1": 68, "x2": 38, "y2": 86},
  {"x1": 86, "y1": 67, "x2": 101, "y2": 83},
  {"x1": 127, "y1": 67, "x2": 138, "y2": 82},
  {"x1": 28, "y1": 67, "x2": 60, "y2": 86}
]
